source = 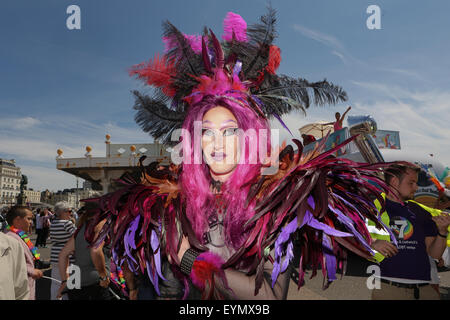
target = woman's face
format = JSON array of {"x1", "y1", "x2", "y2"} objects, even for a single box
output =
[{"x1": 201, "y1": 106, "x2": 240, "y2": 181}]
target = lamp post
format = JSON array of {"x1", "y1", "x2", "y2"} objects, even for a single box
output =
[{"x1": 76, "y1": 177, "x2": 79, "y2": 209}]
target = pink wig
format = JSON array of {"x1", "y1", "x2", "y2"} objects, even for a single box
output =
[{"x1": 180, "y1": 95, "x2": 271, "y2": 248}]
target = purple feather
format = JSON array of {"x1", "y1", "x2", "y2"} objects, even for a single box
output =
[
  {"x1": 146, "y1": 260, "x2": 160, "y2": 295},
  {"x1": 322, "y1": 235, "x2": 337, "y2": 282},
  {"x1": 233, "y1": 60, "x2": 242, "y2": 76},
  {"x1": 281, "y1": 241, "x2": 294, "y2": 273},
  {"x1": 112, "y1": 247, "x2": 118, "y2": 263},
  {"x1": 306, "y1": 215, "x2": 353, "y2": 238},
  {"x1": 150, "y1": 229, "x2": 166, "y2": 281},
  {"x1": 123, "y1": 216, "x2": 139, "y2": 266},
  {"x1": 272, "y1": 112, "x2": 293, "y2": 136},
  {"x1": 327, "y1": 204, "x2": 374, "y2": 254},
  {"x1": 272, "y1": 217, "x2": 299, "y2": 287},
  {"x1": 332, "y1": 192, "x2": 397, "y2": 247},
  {"x1": 126, "y1": 257, "x2": 137, "y2": 273},
  {"x1": 271, "y1": 262, "x2": 280, "y2": 288},
  {"x1": 306, "y1": 196, "x2": 353, "y2": 238},
  {"x1": 272, "y1": 196, "x2": 353, "y2": 287}
]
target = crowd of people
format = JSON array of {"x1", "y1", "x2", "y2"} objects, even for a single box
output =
[
  {"x1": 0, "y1": 161, "x2": 448, "y2": 301},
  {"x1": 0, "y1": 202, "x2": 128, "y2": 300},
  {"x1": 0, "y1": 203, "x2": 79, "y2": 300}
]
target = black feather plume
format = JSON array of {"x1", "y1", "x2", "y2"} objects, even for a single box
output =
[
  {"x1": 132, "y1": 90, "x2": 185, "y2": 145},
  {"x1": 256, "y1": 76, "x2": 348, "y2": 117},
  {"x1": 131, "y1": 7, "x2": 348, "y2": 144},
  {"x1": 162, "y1": 21, "x2": 203, "y2": 102},
  {"x1": 236, "y1": 6, "x2": 278, "y2": 79}
]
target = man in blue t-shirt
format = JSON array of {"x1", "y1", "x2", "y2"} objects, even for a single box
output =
[{"x1": 371, "y1": 163, "x2": 450, "y2": 300}]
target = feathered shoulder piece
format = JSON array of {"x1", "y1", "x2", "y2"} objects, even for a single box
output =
[
  {"x1": 222, "y1": 136, "x2": 399, "y2": 294},
  {"x1": 130, "y1": 6, "x2": 348, "y2": 145},
  {"x1": 83, "y1": 158, "x2": 206, "y2": 295}
]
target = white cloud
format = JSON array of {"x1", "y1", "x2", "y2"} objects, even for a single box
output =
[
  {"x1": 269, "y1": 108, "x2": 340, "y2": 147},
  {"x1": 0, "y1": 117, "x2": 41, "y2": 130},
  {"x1": 350, "y1": 81, "x2": 413, "y2": 103},
  {"x1": 0, "y1": 137, "x2": 80, "y2": 162},
  {"x1": 331, "y1": 50, "x2": 348, "y2": 65},
  {"x1": 292, "y1": 24, "x2": 362, "y2": 68},
  {"x1": 268, "y1": 82, "x2": 450, "y2": 167},
  {"x1": 20, "y1": 165, "x2": 77, "y2": 192},
  {"x1": 293, "y1": 24, "x2": 345, "y2": 52},
  {"x1": 292, "y1": 24, "x2": 423, "y2": 84},
  {"x1": 348, "y1": 83, "x2": 450, "y2": 165},
  {"x1": 377, "y1": 67, "x2": 424, "y2": 81},
  {"x1": 16, "y1": 117, "x2": 41, "y2": 129}
]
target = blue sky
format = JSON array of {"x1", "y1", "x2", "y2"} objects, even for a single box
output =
[{"x1": 1, "y1": 0, "x2": 449, "y2": 191}]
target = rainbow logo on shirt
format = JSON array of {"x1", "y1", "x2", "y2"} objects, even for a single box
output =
[{"x1": 391, "y1": 217, "x2": 414, "y2": 240}]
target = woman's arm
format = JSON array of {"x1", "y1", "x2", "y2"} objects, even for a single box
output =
[
  {"x1": 426, "y1": 214, "x2": 450, "y2": 259},
  {"x1": 122, "y1": 261, "x2": 138, "y2": 300},
  {"x1": 57, "y1": 236, "x2": 75, "y2": 298},
  {"x1": 58, "y1": 236, "x2": 75, "y2": 280},
  {"x1": 89, "y1": 219, "x2": 110, "y2": 287},
  {"x1": 341, "y1": 106, "x2": 351, "y2": 119},
  {"x1": 177, "y1": 237, "x2": 290, "y2": 300},
  {"x1": 218, "y1": 261, "x2": 291, "y2": 300}
]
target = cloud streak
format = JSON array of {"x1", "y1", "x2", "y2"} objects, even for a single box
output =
[
  {"x1": 292, "y1": 24, "x2": 423, "y2": 83},
  {"x1": 20, "y1": 165, "x2": 77, "y2": 192},
  {"x1": 0, "y1": 117, "x2": 41, "y2": 130},
  {"x1": 349, "y1": 82, "x2": 450, "y2": 164},
  {"x1": 292, "y1": 23, "x2": 363, "y2": 67},
  {"x1": 293, "y1": 24, "x2": 345, "y2": 52}
]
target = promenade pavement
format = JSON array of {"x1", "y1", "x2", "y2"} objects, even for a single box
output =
[{"x1": 31, "y1": 232, "x2": 450, "y2": 300}]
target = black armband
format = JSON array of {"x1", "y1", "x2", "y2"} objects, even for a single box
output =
[{"x1": 180, "y1": 248, "x2": 200, "y2": 276}]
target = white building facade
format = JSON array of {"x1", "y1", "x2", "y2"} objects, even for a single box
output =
[
  {"x1": 52, "y1": 192, "x2": 78, "y2": 209},
  {"x1": 23, "y1": 189, "x2": 42, "y2": 204},
  {"x1": 0, "y1": 159, "x2": 22, "y2": 206}
]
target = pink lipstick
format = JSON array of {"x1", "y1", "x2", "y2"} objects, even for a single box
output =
[{"x1": 211, "y1": 152, "x2": 226, "y2": 161}]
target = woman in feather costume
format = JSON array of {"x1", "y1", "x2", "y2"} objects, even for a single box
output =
[{"x1": 83, "y1": 8, "x2": 397, "y2": 300}]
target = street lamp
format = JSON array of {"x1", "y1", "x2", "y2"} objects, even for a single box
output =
[{"x1": 76, "y1": 177, "x2": 79, "y2": 209}]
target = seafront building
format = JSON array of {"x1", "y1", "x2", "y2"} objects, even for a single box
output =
[
  {"x1": 55, "y1": 134, "x2": 171, "y2": 194},
  {"x1": 0, "y1": 159, "x2": 22, "y2": 206},
  {"x1": 23, "y1": 189, "x2": 42, "y2": 204}
]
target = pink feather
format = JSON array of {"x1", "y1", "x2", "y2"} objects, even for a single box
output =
[
  {"x1": 222, "y1": 12, "x2": 248, "y2": 42},
  {"x1": 183, "y1": 34, "x2": 202, "y2": 54}
]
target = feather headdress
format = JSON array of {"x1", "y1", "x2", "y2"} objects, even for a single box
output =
[{"x1": 130, "y1": 7, "x2": 348, "y2": 145}]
